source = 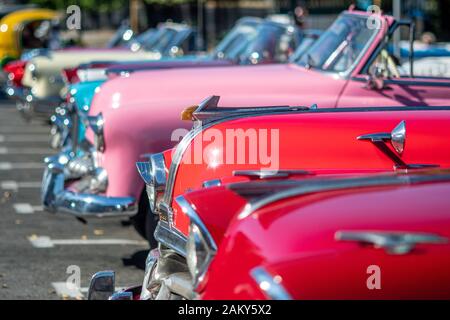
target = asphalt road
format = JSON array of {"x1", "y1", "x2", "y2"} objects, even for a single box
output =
[{"x1": 0, "y1": 99, "x2": 147, "y2": 300}]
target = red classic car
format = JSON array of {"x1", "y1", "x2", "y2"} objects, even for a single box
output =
[
  {"x1": 2, "y1": 60, "x2": 26, "y2": 87},
  {"x1": 150, "y1": 99, "x2": 450, "y2": 238},
  {"x1": 178, "y1": 169, "x2": 450, "y2": 299},
  {"x1": 87, "y1": 103, "x2": 450, "y2": 300}
]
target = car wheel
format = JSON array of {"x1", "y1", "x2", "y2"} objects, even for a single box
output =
[
  {"x1": 132, "y1": 190, "x2": 149, "y2": 239},
  {"x1": 132, "y1": 190, "x2": 158, "y2": 249}
]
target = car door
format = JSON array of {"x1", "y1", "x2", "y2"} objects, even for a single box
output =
[
  {"x1": 337, "y1": 73, "x2": 450, "y2": 107},
  {"x1": 337, "y1": 22, "x2": 450, "y2": 107}
]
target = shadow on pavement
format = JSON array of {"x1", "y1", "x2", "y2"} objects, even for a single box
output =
[{"x1": 122, "y1": 249, "x2": 150, "y2": 270}]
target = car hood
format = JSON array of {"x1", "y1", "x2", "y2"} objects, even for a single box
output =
[
  {"x1": 22, "y1": 50, "x2": 160, "y2": 82},
  {"x1": 236, "y1": 175, "x2": 450, "y2": 257},
  {"x1": 71, "y1": 80, "x2": 104, "y2": 113},
  {"x1": 89, "y1": 63, "x2": 343, "y2": 116},
  {"x1": 104, "y1": 56, "x2": 231, "y2": 75}
]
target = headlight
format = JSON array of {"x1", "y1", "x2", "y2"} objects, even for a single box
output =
[
  {"x1": 186, "y1": 224, "x2": 210, "y2": 283},
  {"x1": 87, "y1": 113, "x2": 105, "y2": 151},
  {"x1": 136, "y1": 153, "x2": 166, "y2": 213},
  {"x1": 176, "y1": 195, "x2": 217, "y2": 288}
]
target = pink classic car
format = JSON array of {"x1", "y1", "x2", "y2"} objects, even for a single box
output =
[{"x1": 41, "y1": 10, "x2": 450, "y2": 244}]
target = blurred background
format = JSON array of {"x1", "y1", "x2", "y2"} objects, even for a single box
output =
[{"x1": 1, "y1": 0, "x2": 449, "y2": 48}]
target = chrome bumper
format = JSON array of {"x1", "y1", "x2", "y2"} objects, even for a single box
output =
[
  {"x1": 4, "y1": 84, "x2": 62, "y2": 120},
  {"x1": 41, "y1": 152, "x2": 137, "y2": 218}
]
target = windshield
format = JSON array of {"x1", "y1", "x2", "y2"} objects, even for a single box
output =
[
  {"x1": 213, "y1": 21, "x2": 298, "y2": 63},
  {"x1": 239, "y1": 23, "x2": 296, "y2": 64},
  {"x1": 294, "y1": 14, "x2": 378, "y2": 73},
  {"x1": 126, "y1": 29, "x2": 158, "y2": 51},
  {"x1": 148, "y1": 28, "x2": 182, "y2": 53},
  {"x1": 107, "y1": 23, "x2": 133, "y2": 48},
  {"x1": 213, "y1": 21, "x2": 260, "y2": 60},
  {"x1": 289, "y1": 35, "x2": 318, "y2": 62}
]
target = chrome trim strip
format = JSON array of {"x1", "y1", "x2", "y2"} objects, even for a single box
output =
[
  {"x1": 137, "y1": 152, "x2": 167, "y2": 213},
  {"x1": 163, "y1": 129, "x2": 199, "y2": 204},
  {"x1": 87, "y1": 113, "x2": 105, "y2": 151},
  {"x1": 351, "y1": 76, "x2": 450, "y2": 87},
  {"x1": 136, "y1": 161, "x2": 152, "y2": 185},
  {"x1": 235, "y1": 172, "x2": 450, "y2": 220},
  {"x1": 335, "y1": 230, "x2": 448, "y2": 255},
  {"x1": 150, "y1": 153, "x2": 167, "y2": 190},
  {"x1": 233, "y1": 169, "x2": 312, "y2": 179},
  {"x1": 357, "y1": 132, "x2": 391, "y2": 141},
  {"x1": 176, "y1": 195, "x2": 217, "y2": 289},
  {"x1": 250, "y1": 267, "x2": 292, "y2": 300},
  {"x1": 154, "y1": 221, "x2": 187, "y2": 257},
  {"x1": 202, "y1": 179, "x2": 222, "y2": 188},
  {"x1": 175, "y1": 195, "x2": 217, "y2": 252}
]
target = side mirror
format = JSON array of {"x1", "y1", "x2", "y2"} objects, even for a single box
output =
[
  {"x1": 87, "y1": 271, "x2": 115, "y2": 300},
  {"x1": 367, "y1": 75, "x2": 385, "y2": 90},
  {"x1": 367, "y1": 64, "x2": 386, "y2": 90}
]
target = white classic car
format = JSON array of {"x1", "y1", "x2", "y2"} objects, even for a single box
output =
[{"x1": 12, "y1": 22, "x2": 196, "y2": 119}]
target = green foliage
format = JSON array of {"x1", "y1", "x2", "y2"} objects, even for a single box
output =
[
  {"x1": 28, "y1": 0, "x2": 195, "y2": 12},
  {"x1": 144, "y1": 0, "x2": 194, "y2": 4}
]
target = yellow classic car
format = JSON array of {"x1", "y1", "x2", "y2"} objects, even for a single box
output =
[{"x1": 0, "y1": 8, "x2": 59, "y2": 67}]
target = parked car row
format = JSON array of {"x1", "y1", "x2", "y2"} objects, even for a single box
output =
[{"x1": 3, "y1": 7, "x2": 450, "y2": 300}]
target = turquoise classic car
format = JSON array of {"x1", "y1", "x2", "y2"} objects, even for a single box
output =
[{"x1": 51, "y1": 79, "x2": 102, "y2": 149}]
